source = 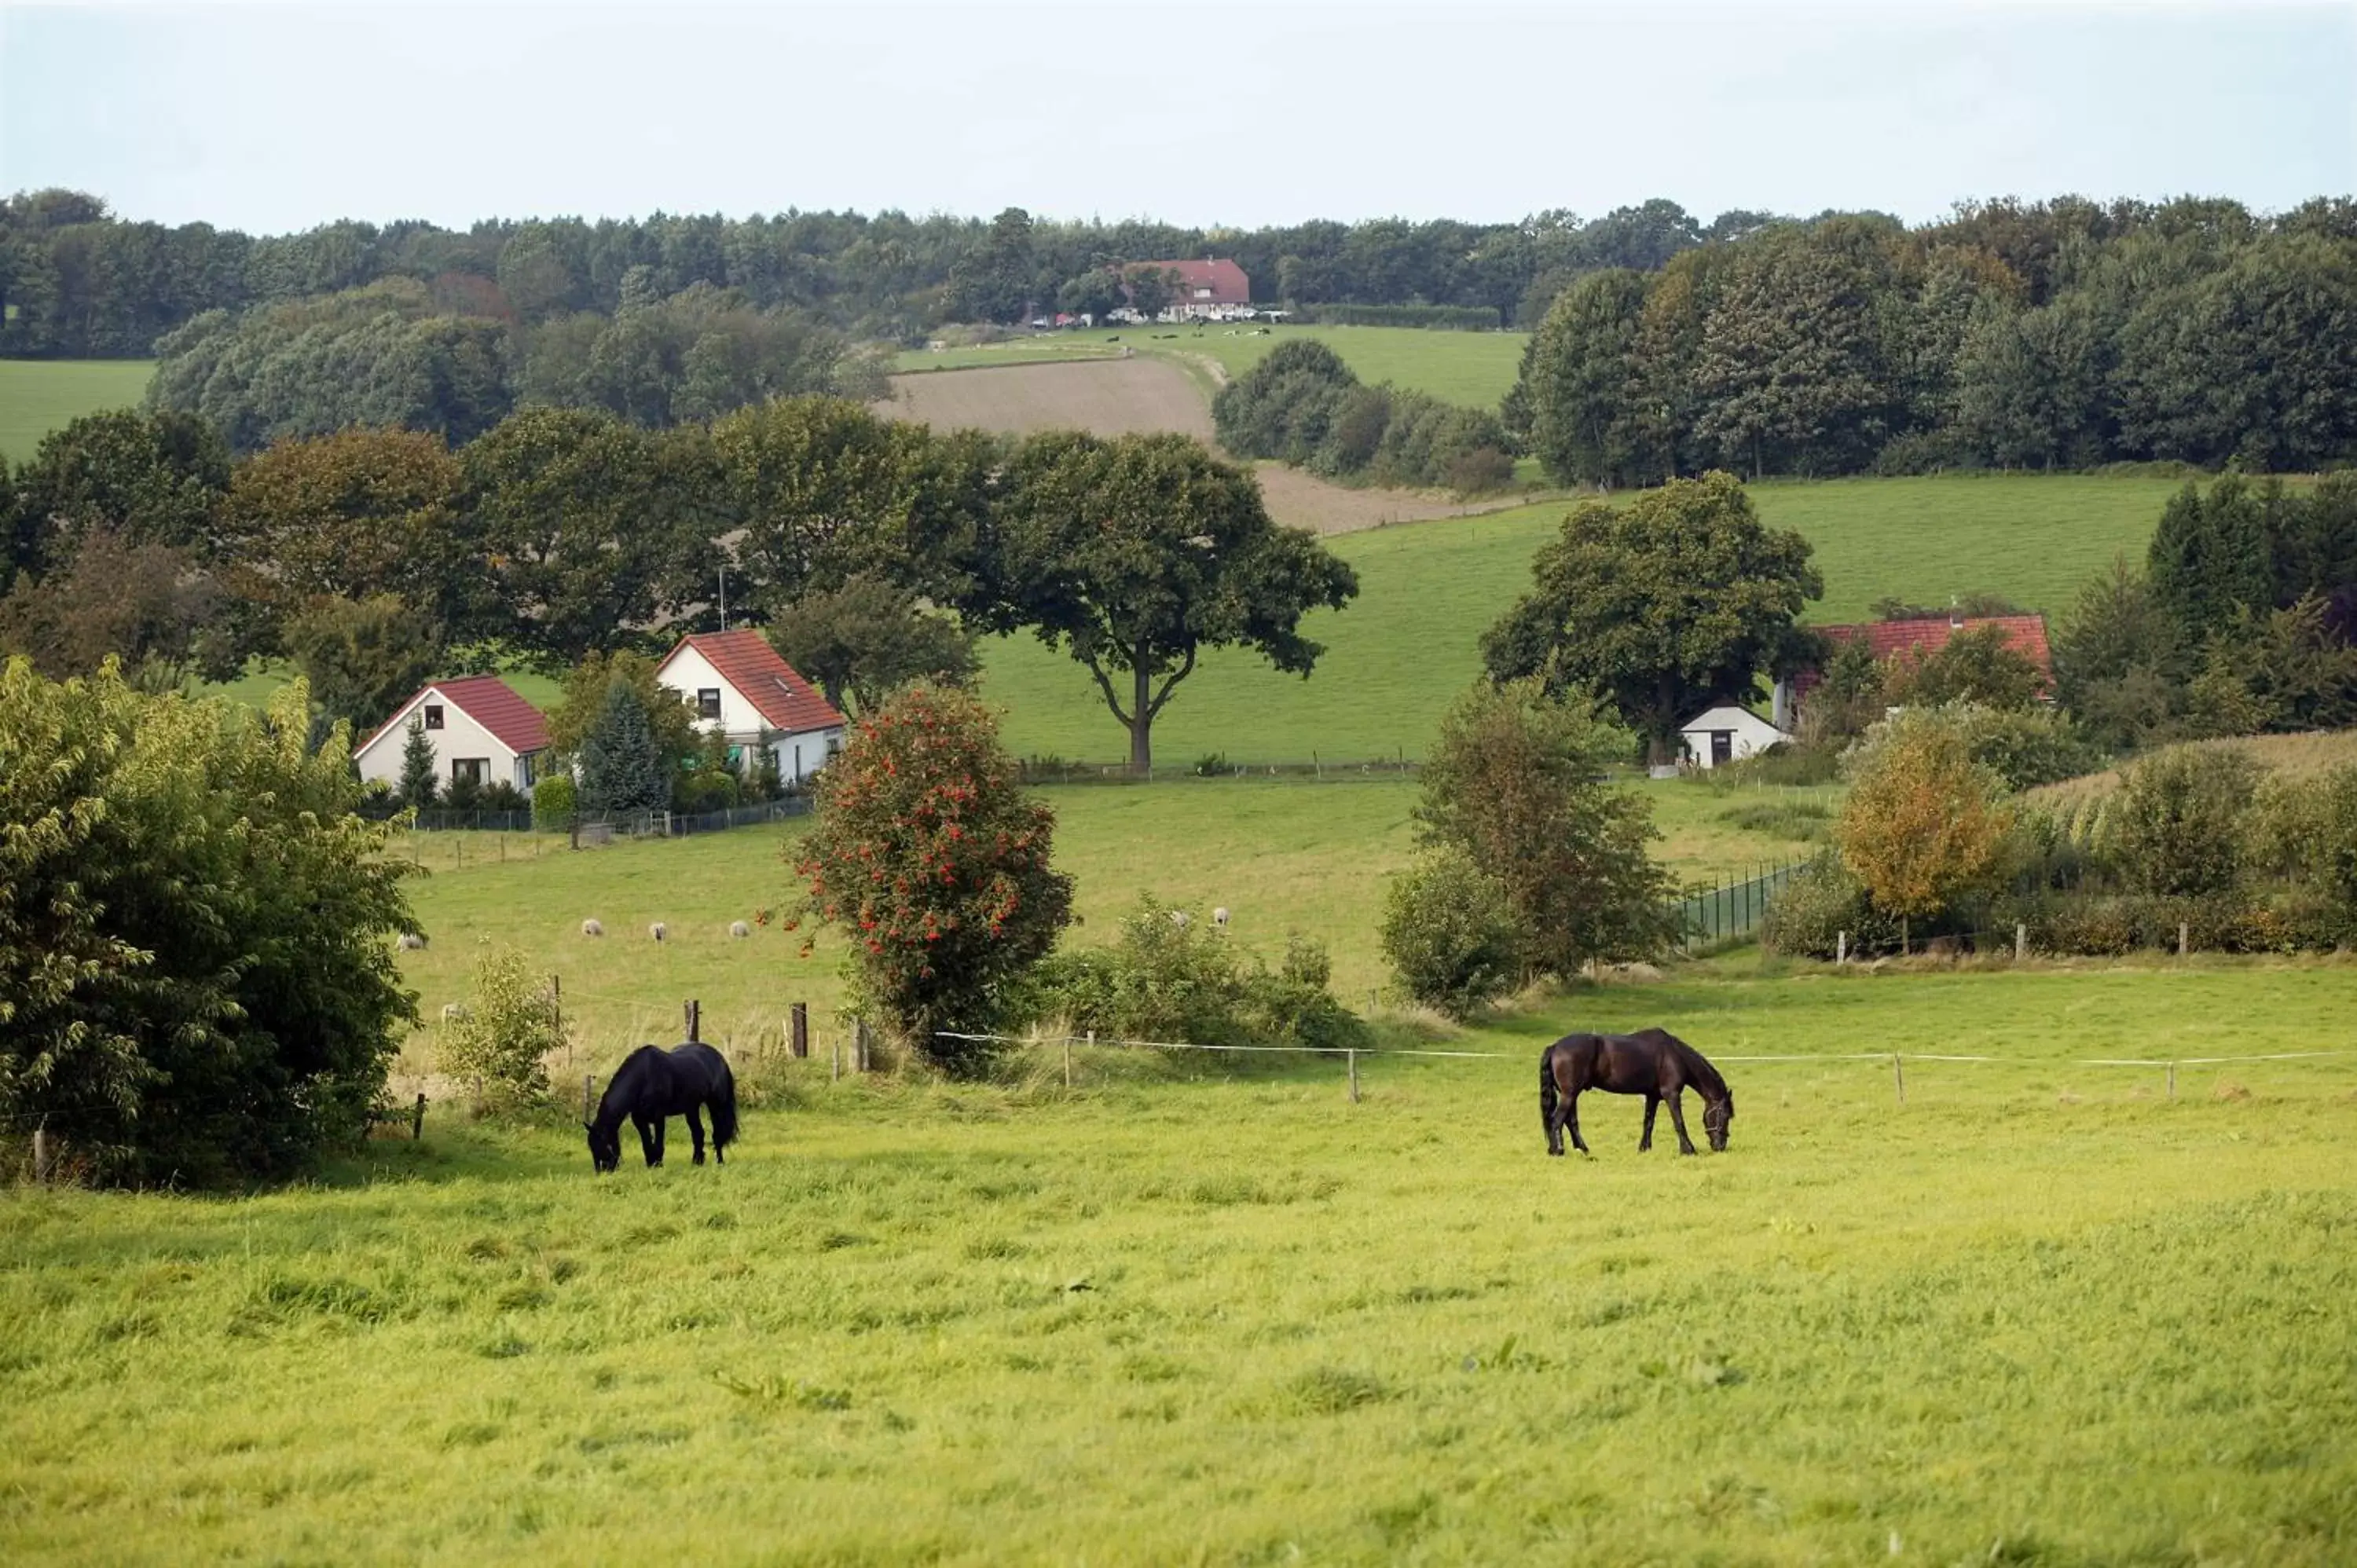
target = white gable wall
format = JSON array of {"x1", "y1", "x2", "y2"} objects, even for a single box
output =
[
  {"x1": 1677, "y1": 705, "x2": 1789, "y2": 770},
  {"x1": 354, "y1": 688, "x2": 530, "y2": 790},
  {"x1": 656, "y1": 644, "x2": 845, "y2": 784}
]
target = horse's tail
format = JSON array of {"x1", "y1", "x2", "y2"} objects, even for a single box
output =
[
  {"x1": 709, "y1": 1067, "x2": 739, "y2": 1152},
  {"x1": 1538, "y1": 1045, "x2": 1559, "y2": 1140}
]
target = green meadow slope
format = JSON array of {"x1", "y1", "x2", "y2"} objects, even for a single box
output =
[
  {"x1": 0, "y1": 359, "x2": 155, "y2": 460},
  {"x1": 988, "y1": 472, "x2": 2186, "y2": 764}
]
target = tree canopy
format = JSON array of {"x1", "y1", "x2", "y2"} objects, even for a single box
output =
[
  {"x1": 981, "y1": 431, "x2": 1359, "y2": 771},
  {"x1": 1482, "y1": 471, "x2": 1821, "y2": 761}
]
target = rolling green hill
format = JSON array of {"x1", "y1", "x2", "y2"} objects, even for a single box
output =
[
  {"x1": 0, "y1": 359, "x2": 156, "y2": 461},
  {"x1": 987, "y1": 472, "x2": 2186, "y2": 764}
]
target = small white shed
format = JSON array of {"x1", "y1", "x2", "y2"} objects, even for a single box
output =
[{"x1": 1678, "y1": 704, "x2": 1789, "y2": 770}]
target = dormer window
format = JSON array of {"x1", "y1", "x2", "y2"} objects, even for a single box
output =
[
  {"x1": 697, "y1": 688, "x2": 722, "y2": 720},
  {"x1": 423, "y1": 704, "x2": 444, "y2": 730}
]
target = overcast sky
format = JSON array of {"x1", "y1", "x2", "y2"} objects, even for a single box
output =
[{"x1": 2, "y1": 2, "x2": 2351, "y2": 234}]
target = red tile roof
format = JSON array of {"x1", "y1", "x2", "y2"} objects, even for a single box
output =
[
  {"x1": 357, "y1": 675, "x2": 551, "y2": 757},
  {"x1": 1135, "y1": 258, "x2": 1251, "y2": 305},
  {"x1": 660, "y1": 630, "x2": 845, "y2": 735},
  {"x1": 1820, "y1": 614, "x2": 2054, "y2": 678}
]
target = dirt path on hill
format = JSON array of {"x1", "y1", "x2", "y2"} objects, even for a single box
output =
[{"x1": 876, "y1": 357, "x2": 1494, "y2": 536}]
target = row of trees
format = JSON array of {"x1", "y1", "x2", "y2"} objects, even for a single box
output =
[
  {"x1": 0, "y1": 404, "x2": 1358, "y2": 771},
  {"x1": 1512, "y1": 207, "x2": 2357, "y2": 481},
  {"x1": 16, "y1": 187, "x2": 2349, "y2": 359}
]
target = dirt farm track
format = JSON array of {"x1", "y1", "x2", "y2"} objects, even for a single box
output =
[{"x1": 877, "y1": 357, "x2": 1486, "y2": 535}]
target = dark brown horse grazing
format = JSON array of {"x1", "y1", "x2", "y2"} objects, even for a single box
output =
[{"x1": 1540, "y1": 1028, "x2": 1733, "y2": 1157}]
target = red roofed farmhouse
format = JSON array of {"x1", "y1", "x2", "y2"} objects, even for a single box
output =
[
  {"x1": 1780, "y1": 613, "x2": 2055, "y2": 724},
  {"x1": 655, "y1": 629, "x2": 848, "y2": 785},
  {"x1": 1132, "y1": 258, "x2": 1252, "y2": 320},
  {"x1": 354, "y1": 676, "x2": 552, "y2": 793}
]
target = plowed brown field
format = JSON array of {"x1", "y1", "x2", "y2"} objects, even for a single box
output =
[{"x1": 877, "y1": 358, "x2": 1486, "y2": 534}]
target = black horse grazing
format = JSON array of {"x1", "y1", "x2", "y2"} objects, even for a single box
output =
[
  {"x1": 586, "y1": 1042, "x2": 738, "y2": 1172},
  {"x1": 1540, "y1": 1028, "x2": 1733, "y2": 1158}
]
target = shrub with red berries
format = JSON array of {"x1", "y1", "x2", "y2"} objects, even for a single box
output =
[{"x1": 785, "y1": 683, "x2": 1074, "y2": 1071}]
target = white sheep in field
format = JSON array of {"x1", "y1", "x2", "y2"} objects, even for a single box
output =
[
  {"x1": 440, "y1": 1002, "x2": 470, "y2": 1024},
  {"x1": 1170, "y1": 910, "x2": 1189, "y2": 929},
  {"x1": 729, "y1": 921, "x2": 752, "y2": 940},
  {"x1": 396, "y1": 932, "x2": 427, "y2": 951},
  {"x1": 649, "y1": 921, "x2": 667, "y2": 943},
  {"x1": 581, "y1": 918, "x2": 604, "y2": 938},
  {"x1": 1212, "y1": 907, "x2": 1230, "y2": 929}
]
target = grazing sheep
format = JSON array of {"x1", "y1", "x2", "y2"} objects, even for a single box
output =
[
  {"x1": 649, "y1": 921, "x2": 667, "y2": 943},
  {"x1": 1170, "y1": 910, "x2": 1189, "y2": 929},
  {"x1": 440, "y1": 1002, "x2": 470, "y2": 1023},
  {"x1": 729, "y1": 921, "x2": 752, "y2": 940},
  {"x1": 396, "y1": 932, "x2": 427, "y2": 951},
  {"x1": 581, "y1": 918, "x2": 604, "y2": 938},
  {"x1": 1212, "y1": 907, "x2": 1230, "y2": 928}
]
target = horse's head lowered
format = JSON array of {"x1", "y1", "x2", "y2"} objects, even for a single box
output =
[
  {"x1": 1702, "y1": 1091, "x2": 1735, "y2": 1152},
  {"x1": 585, "y1": 1120, "x2": 621, "y2": 1173}
]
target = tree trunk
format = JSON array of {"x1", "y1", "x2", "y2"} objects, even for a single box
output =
[{"x1": 1131, "y1": 665, "x2": 1153, "y2": 774}]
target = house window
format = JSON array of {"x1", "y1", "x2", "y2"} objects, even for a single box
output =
[
  {"x1": 826, "y1": 735, "x2": 843, "y2": 758},
  {"x1": 517, "y1": 754, "x2": 537, "y2": 789},
  {"x1": 697, "y1": 688, "x2": 721, "y2": 720},
  {"x1": 451, "y1": 758, "x2": 488, "y2": 786},
  {"x1": 423, "y1": 704, "x2": 444, "y2": 731}
]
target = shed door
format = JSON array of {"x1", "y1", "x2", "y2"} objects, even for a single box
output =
[{"x1": 1710, "y1": 731, "x2": 1733, "y2": 766}]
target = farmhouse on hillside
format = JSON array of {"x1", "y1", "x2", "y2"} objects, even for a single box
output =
[
  {"x1": 1131, "y1": 258, "x2": 1252, "y2": 321},
  {"x1": 654, "y1": 629, "x2": 847, "y2": 785},
  {"x1": 1778, "y1": 612, "x2": 2055, "y2": 723},
  {"x1": 354, "y1": 676, "x2": 551, "y2": 793},
  {"x1": 1679, "y1": 704, "x2": 1791, "y2": 770}
]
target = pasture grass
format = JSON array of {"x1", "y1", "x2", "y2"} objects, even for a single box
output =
[
  {"x1": 380, "y1": 775, "x2": 1834, "y2": 1067},
  {"x1": 0, "y1": 358, "x2": 156, "y2": 460},
  {"x1": 2025, "y1": 727, "x2": 2357, "y2": 808},
  {"x1": 893, "y1": 322, "x2": 1530, "y2": 408},
  {"x1": 5, "y1": 959, "x2": 2354, "y2": 1563}
]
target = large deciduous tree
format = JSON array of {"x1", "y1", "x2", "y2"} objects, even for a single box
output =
[
  {"x1": 786, "y1": 683, "x2": 1074, "y2": 1069},
  {"x1": 0, "y1": 526, "x2": 232, "y2": 688},
  {"x1": 5, "y1": 408, "x2": 232, "y2": 584},
  {"x1": 214, "y1": 427, "x2": 471, "y2": 644},
  {"x1": 1834, "y1": 708, "x2": 2014, "y2": 947},
  {"x1": 1481, "y1": 471, "x2": 1821, "y2": 763},
  {"x1": 283, "y1": 592, "x2": 443, "y2": 734},
  {"x1": 984, "y1": 431, "x2": 1359, "y2": 771},
  {"x1": 1519, "y1": 267, "x2": 1654, "y2": 488}
]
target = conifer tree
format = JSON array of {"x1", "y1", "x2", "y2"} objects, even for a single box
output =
[
  {"x1": 398, "y1": 715, "x2": 438, "y2": 808},
  {"x1": 576, "y1": 679, "x2": 668, "y2": 813}
]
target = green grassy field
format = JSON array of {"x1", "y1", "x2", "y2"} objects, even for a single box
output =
[
  {"x1": 0, "y1": 358, "x2": 155, "y2": 461},
  {"x1": 6, "y1": 953, "x2": 2353, "y2": 1563},
  {"x1": 896, "y1": 323, "x2": 1529, "y2": 408},
  {"x1": 379, "y1": 775, "x2": 1831, "y2": 1058},
  {"x1": 984, "y1": 473, "x2": 2184, "y2": 764}
]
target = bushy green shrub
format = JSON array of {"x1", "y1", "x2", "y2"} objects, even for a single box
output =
[
  {"x1": 436, "y1": 942, "x2": 563, "y2": 1107},
  {"x1": 532, "y1": 772, "x2": 576, "y2": 830},
  {"x1": 1716, "y1": 798, "x2": 1833, "y2": 841},
  {"x1": 1758, "y1": 858, "x2": 1901, "y2": 959},
  {"x1": 2113, "y1": 745, "x2": 2262, "y2": 896},
  {"x1": 1034, "y1": 897, "x2": 1367, "y2": 1049},
  {"x1": 1379, "y1": 850, "x2": 1523, "y2": 1017},
  {"x1": 1951, "y1": 705, "x2": 2104, "y2": 791}
]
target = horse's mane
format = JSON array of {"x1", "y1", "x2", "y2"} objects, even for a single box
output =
[{"x1": 1664, "y1": 1033, "x2": 1728, "y2": 1097}]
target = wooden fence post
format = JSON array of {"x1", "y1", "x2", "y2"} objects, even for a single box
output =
[
  {"x1": 1063, "y1": 1035, "x2": 1072, "y2": 1090},
  {"x1": 1347, "y1": 1050, "x2": 1360, "y2": 1105},
  {"x1": 684, "y1": 1000, "x2": 701, "y2": 1042},
  {"x1": 2015, "y1": 923, "x2": 2027, "y2": 962},
  {"x1": 1836, "y1": 931, "x2": 1846, "y2": 965},
  {"x1": 855, "y1": 1018, "x2": 871, "y2": 1073},
  {"x1": 1891, "y1": 1054, "x2": 1906, "y2": 1105},
  {"x1": 2178, "y1": 922, "x2": 2190, "y2": 958},
  {"x1": 413, "y1": 1092, "x2": 427, "y2": 1140},
  {"x1": 1087, "y1": 1028, "x2": 1096, "y2": 1052},
  {"x1": 831, "y1": 1033, "x2": 842, "y2": 1083},
  {"x1": 552, "y1": 974, "x2": 564, "y2": 1064},
  {"x1": 473, "y1": 1075, "x2": 484, "y2": 1116},
  {"x1": 31, "y1": 1124, "x2": 49, "y2": 1185},
  {"x1": 790, "y1": 1002, "x2": 808, "y2": 1060},
  {"x1": 2167, "y1": 1062, "x2": 2177, "y2": 1099}
]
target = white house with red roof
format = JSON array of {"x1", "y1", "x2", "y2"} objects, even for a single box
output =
[
  {"x1": 354, "y1": 676, "x2": 552, "y2": 793},
  {"x1": 654, "y1": 629, "x2": 847, "y2": 784},
  {"x1": 1780, "y1": 613, "x2": 2056, "y2": 724},
  {"x1": 1131, "y1": 258, "x2": 1252, "y2": 321}
]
